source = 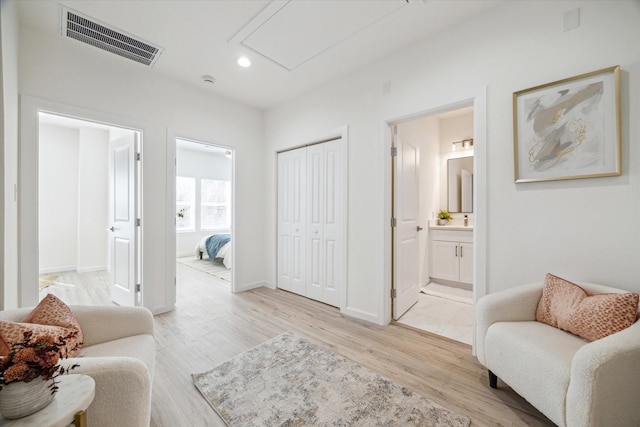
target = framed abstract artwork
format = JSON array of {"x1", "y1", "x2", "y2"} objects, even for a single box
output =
[{"x1": 513, "y1": 65, "x2": 621, "y2": 183}]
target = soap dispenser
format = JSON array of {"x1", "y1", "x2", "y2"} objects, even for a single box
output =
[{"x1": 464, "y1": 215, "x2": 468, "y2": 227}]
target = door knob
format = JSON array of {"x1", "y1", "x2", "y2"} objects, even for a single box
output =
[
  {"x1": 417, "y1": 226, "x2": 423, "y2": 232},
  {"x1": 107, "y1": 226, "x2": 115, "y2": 232}
]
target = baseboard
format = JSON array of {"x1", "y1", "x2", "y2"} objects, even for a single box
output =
[
  {"x1": 39, "y1": 265, "x2": 76, "y2": 275},
  {"x1": 176, "y1": 252, "x2": 197, "y2": 258},
  {"x1": 77, "y1": 265, "x2": 107, "y2": 274},
  {"x1": 149, "y1": 303, "x2": 175, "y2": 315},
  {"x1": 427, "y1": 278, "x2": 472, "y2": 291},
  {"x1": 262, "y1": 281, "x2": 276, "y2": 290},
  {"x1": 234, "y1": 281, "x2": 267, "y2": 292},
  {"x1": 341, "y1": 306, "x2": 380, "y2": 324}
]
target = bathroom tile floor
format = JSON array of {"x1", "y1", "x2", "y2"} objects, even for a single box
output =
[{"x1": 396, "y1": 291, "x2": 473, "y2": 345}]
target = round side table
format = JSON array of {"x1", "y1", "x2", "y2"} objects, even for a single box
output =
[{"x1": 1, "y1": 374, "x2": 95, "y2": 427}]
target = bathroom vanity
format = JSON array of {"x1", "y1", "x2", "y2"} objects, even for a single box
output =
[{"x1": 429, "y1": 225, "x2": 473, "y2": 285}]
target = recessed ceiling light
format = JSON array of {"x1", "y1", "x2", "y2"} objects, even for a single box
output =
[{"x1": 237, "y1": 56, "x2": 251, "y2": 68}]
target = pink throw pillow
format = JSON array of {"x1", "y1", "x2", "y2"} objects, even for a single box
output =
[
  {"x1": 22, "y1": 294, "x2": 84, "y2": 346},
  {"x1": 536, "y1": 273, "x2": 639, "y2": 341},
  {"x1": 0, "y1": 295, "x2": 83, "y2": 357},
  {"x1": 0, "y1": 321, "x2": 79, "y2": 357}
]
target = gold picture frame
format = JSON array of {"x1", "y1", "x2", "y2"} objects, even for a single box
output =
[{"x1": 513, "y1": 65, "x2": 621, "y2": 183}]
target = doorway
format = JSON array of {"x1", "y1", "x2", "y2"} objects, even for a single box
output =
[
  {"x1": 390, "y1": 105, "x2": 476, "y2": 345},
  {"x1": 173, "y1": 138, "x2": 234, "y2": 293},
  {"x1": 37, "y1": 112, "x2": 141, "y2": 307}
]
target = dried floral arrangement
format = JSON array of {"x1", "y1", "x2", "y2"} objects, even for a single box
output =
[{"x1": 0, "y1": 330, "x2": 80, "y2": 393}]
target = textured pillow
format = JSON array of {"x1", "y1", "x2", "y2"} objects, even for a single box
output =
[
  {"x1": 536, "y1": 273, "x2": 639, "y2": 341},
  {"x1": 0, "y1": 320, "x2": 79, "y2": 357},
  {"x1": 22, "y1": 294, "x2": 84, "y2": 346}
]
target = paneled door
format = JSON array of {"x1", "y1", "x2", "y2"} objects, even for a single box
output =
[
  {"x1": 306, "y1": 140, "x2": 343, "y2": 306},
  {"x1": 277, "y1": 138, "x2": 345, "y2": 308},
  {"x1": 392, "y1": 133, "x2": 421, "y2": 319},
  {"x1": 109, "y1": 133, "x2": 139, "y2": 306},
  {"x1": 277, "y1": 148, "x2": 307, "y2": 296}
]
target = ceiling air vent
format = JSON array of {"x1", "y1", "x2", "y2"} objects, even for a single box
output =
[{"x1": 61, "y1": 7, "x2": 163, "y2": 67}]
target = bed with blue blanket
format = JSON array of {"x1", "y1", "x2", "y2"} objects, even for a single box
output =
[{"x1": 195, "y1": 234, "x2": 232, "y2": 269}]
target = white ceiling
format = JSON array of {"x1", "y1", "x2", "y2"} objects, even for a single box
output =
[{"x1": 17, "y1": 0, "x2": 504, "y2": 110}]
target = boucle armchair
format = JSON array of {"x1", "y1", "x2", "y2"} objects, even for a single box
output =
[
  {"x1": 0, "y1": 305, "x2": 155, "y2": 427},
  {"x1": 475, "y1": 282, "x2": 640, "y2": 427}
]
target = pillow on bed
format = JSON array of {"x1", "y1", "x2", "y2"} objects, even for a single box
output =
[{"x1": 536, "y1": 273, "x2": 639, "y2": 341}]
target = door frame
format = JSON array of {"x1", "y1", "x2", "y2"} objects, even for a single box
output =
[
  {"x1": 383, "y1": 88, "x2": 487, "y2": 349},
  {"x1": 166, "y1": 130, "x2": 236, "y2": 304},
  {"x1": 19, "y1": 96, "x2": 149, "y2": 308}
]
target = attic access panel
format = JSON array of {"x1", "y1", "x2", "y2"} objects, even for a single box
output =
[{"x1": 231, "y1": 1, "x2": 405, "y2": 71}]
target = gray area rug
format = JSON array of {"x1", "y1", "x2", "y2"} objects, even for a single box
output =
[
  {"x1": 177, "y1": 256, "x2": 231, "y2": 282},
  {"x1": 192, "y1": 332, "x2": 470, "y2": 427}
]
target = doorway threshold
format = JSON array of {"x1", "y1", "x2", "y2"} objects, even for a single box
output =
[{"x1": 395, "y1": 292, "x2": 472, "y2": 345}]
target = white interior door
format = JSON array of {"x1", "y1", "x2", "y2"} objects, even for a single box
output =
[
  {"x1": 305, "y1": 139, "x2": 343, "y2": 307},
  {"x1": 278, "y1": 139, "x2": 344, "y2": 308},
  {"x1": 393, "y1": 134, "x2": 421, "y2": 320},
  {"x1": 277, "y1": 151, "x2": 293, "y2": 291},
  {"x1": 318, "y1": 139, "x2": 342, "y2": 307},
  {"x1": 277, "y1": 148, "x2": 306, "y2": 296},
  {"x1": 109, "y1": 134, "x2": 138, "y2": 306},
  {"x1": 306, "y1": 144, "x2": 324, "y2": 302}
]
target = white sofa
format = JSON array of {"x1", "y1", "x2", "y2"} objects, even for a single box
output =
[
  {"x1": 475, "y1": 282, "x2": 640, "y2": 427},
  {"x1": 0, "y1": 305, "x2": 155, "y2": 427}
]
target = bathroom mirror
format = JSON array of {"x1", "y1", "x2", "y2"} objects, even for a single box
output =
[{"x1": 447, "y1": 156, "x2": 473, "y2": 213}]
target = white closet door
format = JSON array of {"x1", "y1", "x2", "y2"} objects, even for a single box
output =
[
  {"x1": 319, "y1": 139, "x2": 342, "y2": 307},
  {"x1": 277, "y1": 151, "x2": 293, "y2": 291},
  {"x1": 306, "y1": 144, "x2": 324, "y2": 302},
  {"x1": 277, "y1": 139, "x2": 344, "y2": 308},
  {"x1": 277, "y1": 148, "x2": 306, "y2": 295}
]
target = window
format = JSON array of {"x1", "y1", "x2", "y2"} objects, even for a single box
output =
[
  {"x1": 201, "y1": 179, "x2": 231, "y2": 230},
  {"x1": 176, "y1": 176, "x2": 195, "y2": 231}
]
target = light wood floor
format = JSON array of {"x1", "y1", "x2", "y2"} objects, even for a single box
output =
[{"x1": 151, "y1": 263, "x2": 554, "y2": 427}]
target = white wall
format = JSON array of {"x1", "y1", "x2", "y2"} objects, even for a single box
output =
[
  {"x1": 38, "y1": 124, "x2": 110, "y2": 274},
  {"x1": 77, "y1": 128, "x2": 109, "y2": 272},
  {"x1": 1, "y1": 0, "x2": 19, "y2": 309},
  {"x1": 264, "y1": 1, "x2": 640, "y2": 324},
  {"x1": 38, "y1": 124, "x2": 80, "y2": 272},
  {"x1": 176, "y1": 147, "x2": 232, "y2": 256},
  {"x1": 17, "y1": 23, "x2": 265, "y2": 312}
]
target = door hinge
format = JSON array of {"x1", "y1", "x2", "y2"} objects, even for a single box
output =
[
  {"x1": 136, "y1": 218, "x2": 141, "y2": 226},
  {"x1": 136, "y1": 152, "x2": 141, "y2": 161},
  {"x1": 390, "y1": 146, "x2": 397, "y2": 157},
  {"x1": 135, "y1": 284, "x2": 141, "y2": 293},
  {"x1": 391, "y1": 288, "x2": 397, "y2": 298},
  {"x1": 390, "y1": 218, "x2": 397, "y2": 227}
]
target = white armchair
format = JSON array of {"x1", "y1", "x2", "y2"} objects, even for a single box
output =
[
  {"x1": 475, "y1": 282, "x2": 640, "y2": 427},
  {"x1": 0, "y1": 305, "x2": 155, "y2": 427}
]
